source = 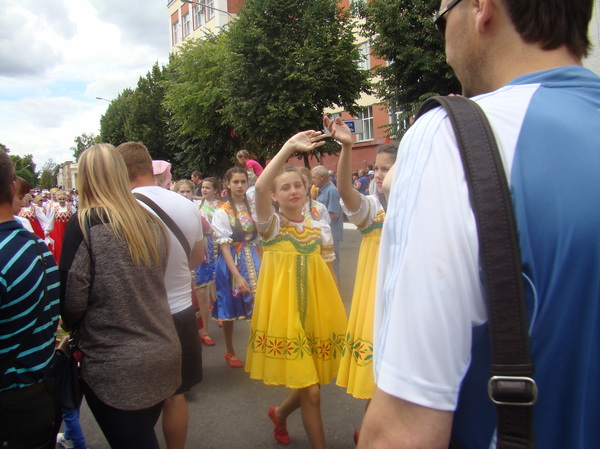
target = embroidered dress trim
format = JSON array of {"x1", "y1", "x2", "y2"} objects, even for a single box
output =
[
  {"x1": 296, "y1": 255, "x2": 308, "y2": 328},
  {"x1": 249, "y1": 329, "x2": 345, "y2": 361}
]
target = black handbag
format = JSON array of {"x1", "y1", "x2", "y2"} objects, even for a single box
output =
[{"x1": 51, "y1": 334, "x2": 82, "y2": 411}]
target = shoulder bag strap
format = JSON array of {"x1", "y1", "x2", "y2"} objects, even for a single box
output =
[
  {"x1": 0, "y1": 232, "x2": 49, "y2": 376},
  {"x1": 133, "y1": 192, "x2": 191, "y2": 260},
  {"x1": 416, "y1": 96, "x2": 537, "y2": 449}
]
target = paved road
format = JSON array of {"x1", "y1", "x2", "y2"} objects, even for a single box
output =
[{"x1": 64, "y1": 224, "x2": 366, "y2": 449}]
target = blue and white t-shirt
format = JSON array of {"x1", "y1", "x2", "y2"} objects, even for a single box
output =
[{"x1": 374, "y1": 66, "x2": 600, "y2": 449}]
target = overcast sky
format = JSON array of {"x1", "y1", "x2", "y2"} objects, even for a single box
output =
[{"x1": 0, "y1": 0, "x2": 171, "y2": 170}]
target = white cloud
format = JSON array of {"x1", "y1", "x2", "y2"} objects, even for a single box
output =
[{"x1": 0, "y1": 0, "x2": 170, "y2": 169}]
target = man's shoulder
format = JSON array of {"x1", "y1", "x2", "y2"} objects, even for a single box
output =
[{"x1": 134, "y1": 186, "x2": 200, "y2": 218}]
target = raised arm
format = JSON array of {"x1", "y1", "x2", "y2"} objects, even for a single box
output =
[
  {"x1": 323, "y1": 115, "x2": 362, "y2": 212},
  {"x1": 254, "y1": 130, "x2": 326, "y2": 222}
]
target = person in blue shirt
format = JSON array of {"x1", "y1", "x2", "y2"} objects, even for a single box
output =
[
  {"x1": 359, "y1": 1, "x2": 600, "y2": 449},
  {"x1": 0, "y1": 150, "x2": 61, "y2": 448},
  {"x1": 312, "y1": 165, "x2": 343, "y2": 282}
]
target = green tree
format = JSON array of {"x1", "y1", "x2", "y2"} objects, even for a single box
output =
[
  {"x1": 71, "y1": 132, "x2": 97, "y2": 160},
  {"x1": 38, "y1": 159, "x2": 57, "y2": 189},
  {"x1": 222, "y1": 0, "x2": 370, "y2": 160},
  {"x1": 164, "y1": 35, "x2": 239, "y2": 177},
  {"x1": 9, "y1": 154, "x2": 37, "y2": 186},
  {"x1": 125, "y1": 63, "x2": 176, "y2": 163},
  {"x1": 99, "y1": 88, "x2": 135, "y2": 147},
  {"x1": 0, "y1": 143, "x2": 9, "y2": 153},
  {"x1": 360, "y1": 0, "x2": 460, "y2": 138},
  {"x1": 99, "y1": 64, "x2": 177, "y2": 168}
]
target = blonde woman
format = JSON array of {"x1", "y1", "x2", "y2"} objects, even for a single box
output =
[{"x1": 60, "y1": 144, "x2": 181, "y2": 449}]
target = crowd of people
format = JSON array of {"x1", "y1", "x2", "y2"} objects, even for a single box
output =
[
  {"x1": 1, "y1": 1, "x2": 599, "y2": 449},
  {"x1": 2, "y1": 132, "x2": 392, "y2": 449}
]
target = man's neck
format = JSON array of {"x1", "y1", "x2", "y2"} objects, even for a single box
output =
[
  {"x1": 0, "y1": 204, "x2": 15, "y2": 223},
  {"x1": 497, "y1": 47, "x2": 579, "y2": 87},
  {"x1": 130, "y1": 175, "x2": 157, "y2": 190}
]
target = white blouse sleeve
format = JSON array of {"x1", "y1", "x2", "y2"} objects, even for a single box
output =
[
  {"x1": 313, "y1": 219, "x2": 335, "y2": 262},
  {"x1": 341, "y1": 194, "x2": 381, "y2": 230},
  {"x1": 211, "y1": 208, "x2": 233, "y2": 244},
  {"x1": 255, "y1": 209, "x2": 280, "y2": 241}
]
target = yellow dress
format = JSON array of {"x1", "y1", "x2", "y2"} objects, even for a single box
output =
[
  {"x1": 336, "y1": 194, "x2": 385, "y2": 399},
  {"x1": 246, "y1": 213, "x2": 347, "y2": 388}
]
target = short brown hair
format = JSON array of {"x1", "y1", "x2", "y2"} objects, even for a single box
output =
[
  {"x1": 116, "y1": 142, "x2": 153, "y2": 181},
  {"x1": 0, "y1": 151, "x2": 15, "y2": 205},
  {"x1": 502, "y1": 0, "x2": 593, "y2": 59}
]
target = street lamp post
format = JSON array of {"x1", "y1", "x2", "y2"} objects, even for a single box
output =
[
  {"x1": 181, "y1": 0, "x2": 233, "y2": 18},
  {"x1": 95, "y1": 97, "x2": 110, "y2": 102}
]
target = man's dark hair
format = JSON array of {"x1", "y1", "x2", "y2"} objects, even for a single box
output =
[
  {"x1": 502, "y1": 0, "x2": 593, "y2": 59},
  {"x1": 191, "y1": 170, "x2": 203, "y2": 179},
  {"x1": 0, "y1": 151, "x2": 15, "y2": 205}
]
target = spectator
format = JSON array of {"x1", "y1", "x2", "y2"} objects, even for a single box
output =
[
  {"x1": 311, "y1": 165, "x2": 343, "y2": 282},
  {"x1": 118, "y1": 142, "x2": 205, "y2": 449},
  {"x1": 60, "y1": 144, "x2": 181, "y2": 449},
  {"x1": 359, "y1": 1, "x2": 600, "y2": 448},
  {"x1": 0, "y1": 150, "x2": 61, "y2": 448},
  {"x1": 236, "y1": 150, "x2": 264, "y2": 177},
  {"x1": 191, "y1": 171, "x2": 203, "y2": 198}
]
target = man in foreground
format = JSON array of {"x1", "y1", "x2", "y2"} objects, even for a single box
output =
[
  {"x1": 118, "y1": 142, "x2": 205, "y2": 449},
  {"x1": 360, "y1": 1, "x2": 600, "y2": 448},
  {"x1": 0, "y1": 150, "x2": 61, "y2": 448}
]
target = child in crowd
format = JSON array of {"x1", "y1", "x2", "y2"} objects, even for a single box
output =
[
  {"x1": 56, "y1": 320, "x2": 88, "y2": 449},
  {"x1": 194, "y1": 177, "x2": 224, "y2": 346},
  {"x1": 236, "y1": 150, "x2": 264, "y2": 177},
  {"x1": 324, "y1": 114, "x2": 398, "y2": 444},
  {"x1": 246, "y1": 131, "x2": 348, "y2": 449},
  {"x1": 212, "y1": 167, "x2": 262, "y2": 367}
]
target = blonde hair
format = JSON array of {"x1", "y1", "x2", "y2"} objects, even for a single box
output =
[
  {"x1": 174, "y1": 179, "x2": 194, "y2": 193},
  {"x1": 77, "y1": 143, "x2": 167, "y2": 267},
  {"x1": 236, "y1": 150, "x2": 250, "y2": 160}
]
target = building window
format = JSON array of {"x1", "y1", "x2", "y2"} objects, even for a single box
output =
[
  {"x1": 206, "y1": 0, "x2": 216, "y2": 20},
  {"x1": 172, "y1": 20, "x2": 180, "y2": 45},
  {"x1": 358, "y1": 42, "x2": 370, "y2": 70},
  {"x1": 356, "y1": 106, "x2": 374, "y2": 142},
  {"x1": 389, "y1": 107, "x2": 411, "y2": 134},
  {"x1": 183, "y1": 13, "x2": 191, "y2": 38},
  {"x1": 193, "y1": 4, "x2": 203, "y2": 29}
]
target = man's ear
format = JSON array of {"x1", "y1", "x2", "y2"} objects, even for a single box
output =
[{"x1": 475, "y1": 0, "x2": 495, "y2": 34}]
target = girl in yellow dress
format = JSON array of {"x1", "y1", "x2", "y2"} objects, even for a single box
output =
[
  {"x1": 324, "y1": 114, "x2": 398, "y2": 442},
  {"x1": 246, "y1": 131, "x2": 347, "y2": 449}
]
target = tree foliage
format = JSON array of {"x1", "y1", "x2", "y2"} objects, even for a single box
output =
[
  {"x1": 163, "y1": 35, "x2": 238, "y2": 178},
  {"x1": 71, "y1": 132, "x2": 97, "y2": 160},
  {"x1": 222, "y1": 0, "x2": 371, "y2": 159},
  {"x1": 99, "y1": 63, "x2": 176, "y2": 164},
  {"x1": 0, "y1": 143, "x2": 9, "y2": 153},
  {"x1": 125, "y1": 63, "x2": 175, "y2": 162},
  {"x1": 99, "y1": 88, "x2": 134, "y2": 147},
  {"x1": 360, "y1": 0, "x2": 460, "y2": 137},
  {"x1": 38, "y1": 160, "x2": 57, "y2": 189},
  {"x1": 9, "y1": 154, "x2": 37, "y2": 186}
]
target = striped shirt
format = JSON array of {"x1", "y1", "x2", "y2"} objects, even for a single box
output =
[{"x1": 0, "y1": 220, "x2": 60, "y2": 392}]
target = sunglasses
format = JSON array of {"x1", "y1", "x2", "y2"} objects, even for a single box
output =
[{"x1": 433, "y1": 0, "x2": 463, "y2": 39}]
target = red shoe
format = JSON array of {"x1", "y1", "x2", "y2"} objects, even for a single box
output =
[
  {"x1": 268, "y1": 406, "x2": 290, "y2": 445},
  {"x1": 200, "y1": 333, "x2": 216, "y2": 346},
  {"x1": 224, "y1": 352, "x2": 243, "y2": 368},
  {"x1": 354, "y1": 428, "x2": 359, "y2": 445}
]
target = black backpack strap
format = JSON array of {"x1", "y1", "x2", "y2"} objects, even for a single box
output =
[
  {"x1": 134, "y1": 192, "x2": 191, "y2": 260},
  {"x1": 416, "y1": 96, "x2": 537, "y2": 449},
  {"x1": 0, "y1": 232, "x2": 49, "y2": 377}
]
